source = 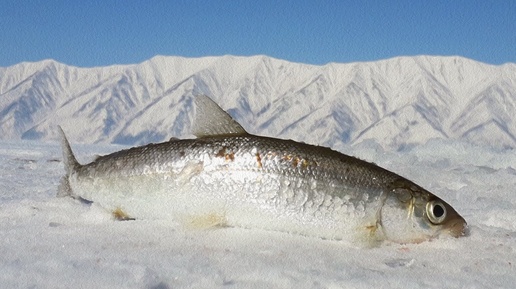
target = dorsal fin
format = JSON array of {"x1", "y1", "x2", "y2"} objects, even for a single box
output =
[{"x1": 192, "y1": 95, "x2": 248, "y2": 138}]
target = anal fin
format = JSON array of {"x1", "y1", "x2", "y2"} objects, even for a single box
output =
[{"x1": 185, "y1": 212, "x2": 227, "y2": 229}]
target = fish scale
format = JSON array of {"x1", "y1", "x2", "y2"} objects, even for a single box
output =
[{"x1": 85, "y1": 135, "x2": 398, "y2": 189}]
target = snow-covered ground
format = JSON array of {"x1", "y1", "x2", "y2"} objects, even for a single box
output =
[{"x1": 1, "y1": 139, "x2": 515, "y2": 288}]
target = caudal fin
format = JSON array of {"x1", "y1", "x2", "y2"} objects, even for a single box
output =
[
  {"x1": 57, "y1": 126, "x2": 80, "y2": 174},
  {"x1": 57, "y1": 126, "x2": 80, "y2": 197}
]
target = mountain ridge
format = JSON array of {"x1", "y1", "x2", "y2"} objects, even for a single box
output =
[{"x1": 1, "y1": 55, "x2": 515, "y2": 150}]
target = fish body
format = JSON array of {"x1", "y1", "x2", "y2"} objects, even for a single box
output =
[{"x1": 59, "y1": 95, "x2": 466, "y2": 244}]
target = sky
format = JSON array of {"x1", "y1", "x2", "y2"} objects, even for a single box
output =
[{"x1": 1, "y1": 1, "x2": 515, "y2": 68}]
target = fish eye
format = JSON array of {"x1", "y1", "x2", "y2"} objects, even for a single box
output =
[{"x1": 426, "y1": 201, "x2": 447, "y2": 224}]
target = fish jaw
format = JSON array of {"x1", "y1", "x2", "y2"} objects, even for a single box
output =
[
  {"x1": 436, "y1": 204, "x2": 468, "y2": 238},
  {"x1": 443, "y1": 217, "x2": 468, "y2": 238}
]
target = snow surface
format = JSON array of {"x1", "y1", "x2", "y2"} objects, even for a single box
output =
[{"x1": 1, "y1": 138, "x2": 515, "y2": 288}]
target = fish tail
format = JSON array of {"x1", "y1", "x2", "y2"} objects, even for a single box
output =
[{"x1": 57, "y1": 126, "x2": 80, "y2": 197}]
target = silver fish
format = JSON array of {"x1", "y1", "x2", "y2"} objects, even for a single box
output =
[{"x1": 58, "y1": 95, "x2": 466, "y2": 244}]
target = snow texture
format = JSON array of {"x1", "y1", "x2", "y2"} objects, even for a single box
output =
[
  {"x1": 1, "y1": 139, "x2": 515, "y2": 288},
  {"x1": 1, "y1": 55, "x2": 515, "y2": 150}
]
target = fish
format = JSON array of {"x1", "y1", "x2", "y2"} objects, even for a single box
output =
[{"x1": 58, "y1": 94, "x2": 467, "y2": 244}]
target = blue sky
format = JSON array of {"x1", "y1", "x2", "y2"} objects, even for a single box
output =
[{"x1": 1, "y1": 1, "x2": 515, "y2": 67}]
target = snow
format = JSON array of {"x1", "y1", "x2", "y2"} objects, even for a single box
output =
[{"x1": 1, "y1": 138, "x2": 515, "y2": 288}]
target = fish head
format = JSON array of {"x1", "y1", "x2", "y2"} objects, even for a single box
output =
[{"x1": 379, "y1": 180, "x2": 467, "y2": 244}]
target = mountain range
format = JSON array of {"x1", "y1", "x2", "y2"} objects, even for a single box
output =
[{"x1": 1, "y1": 55, "x2": 515, "y2": 150}]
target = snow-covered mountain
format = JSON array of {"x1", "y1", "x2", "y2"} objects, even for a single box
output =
[{"x1": 1, "y1": 55, "x2": 515, "y2": 150}]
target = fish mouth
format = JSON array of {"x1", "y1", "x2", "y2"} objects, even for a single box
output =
[{"x1": 444, "y1": 218, "x2": 468, "y2": 238}]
